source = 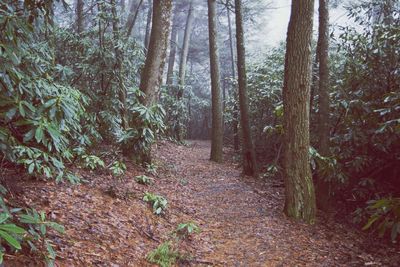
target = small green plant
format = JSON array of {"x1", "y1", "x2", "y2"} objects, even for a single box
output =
[
  {"x1": 143, "y1": 193, "x2": 168, "y2": 215},
  {"x1": 147, "y1": 241, "x2": 180, "y2": 267},
  {"x1": 0, "y1": 213, "x2": 26, "y2": 263},
  {"x1": 19, "y1": 209, "x2": 65, "y2": 265},
  {"x1": 81, "y1": 155, "x2": 105, "y2": 170},
  {"x1": 174, "y1": 222, "x2": 200, "y2": 240},
  {"x1": 362, "y1": 197, "x2": 400, "y2": 242},
  {"x1": 0, "y1": 186, "x2": 64, "y2": 265},
  {"x1": 135, "y1": 175, "x2": 153, "y2": 185},
  {"x1": 145, "y1": 163, "x2": 158, "y2": 176},
  {"x1": 110, "y1": 160, "x2": 127, "y2": 177}
]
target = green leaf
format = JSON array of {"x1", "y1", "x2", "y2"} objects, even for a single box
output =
[
  {"x1": 40, "y1": 224, "x2": 46, "y2": 235},
  {"x1": 363, "y1": 215, "x2": 379, "y2": 230},
  {"x1": 19, "y1": 214, "x2": 38, "y2": 224},
  {"x1": 28, "y1": 163, "x2": 35, "y2": 174},
  {"x1": 48, "y1": 222, "x2": 65, "y2": 234},
  {"x1": 0, "y1": 229, "x2": 21, "y2": 249},
  {"x1": 35, "y1": 127, "x2": 44, "y2": 143},
  {"x1": 0, "y1": 213, "x2": 9, "y2": 224},
  {"x1": 0, "y1": 224, "x2": 26, "y2": 234}
]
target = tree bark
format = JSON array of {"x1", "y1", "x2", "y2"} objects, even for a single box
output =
[
  {"x1": 125, "y1": 0, "x2": 144, "y2": 38},
  {"x1": 316, "y1": 0, "x2": 331, "y2": 211},
  {"x1": 282, "y1": 0, "x2": 317, "y2": 224},
  {"x1": 166, "y1": 6, "x2": 180, "y2": 86},
  {"x1": 139, "y1": 0, "x2": 172, "y2": 106},
  {"x1": 178, "y1": 0, "x2": 194, "y2": 89},
  {"x1": 175, "y1": 0, "x2": 195, "y2": 141},
  {"x1": 76, "y1": 0, "x2": 84, "y2": 34},
  {"x1": 227, "y1": 5, "x2": 240, "y2": 151},
  {"x1": 111, "y1": 0, "x2": 129, "y2": 130},
  {"x1": 207, "y1": 0, "x2": 224, "y2": 163},
  {"x1": 234, "y1": 0, "x2": 257, "y2": 176},
  {"x1": 144, "y1": 0, "x2": 153, "y2": 51}
]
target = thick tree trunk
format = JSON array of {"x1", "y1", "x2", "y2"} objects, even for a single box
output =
[
  {"x1": 207, "y1": 0, "x2": 224, "y2": 163},
  {"x1": 166, "y1": 6, "x2": 180, "y2": 86},
  {"x1": 111, "y1": 0, "x2": 128, "y2": 129},
  {"x1": 144, "y1": 0, "x2": 153, "y2": 50},
  {"x1": 282, "y1": 0, "x2": 317, "y2": 224},
  {"x1": 139, "y1": 0, "x2": 172, "y2": 106},
  {"x1": 234, "y1": 0, "x2": 257, "y2": 176},
  {"x1": 316, "y1": 0, "x2": 331, "y2": 211},
  {"x1": 227, "y1": 5, "x2": 240, "y2": 151},
  {"x1": 125, "y1": 0, "x2": 144, "y2": 38},
  {"x1": 76, "y1": 0, "x2": 84, "y2": 34}
]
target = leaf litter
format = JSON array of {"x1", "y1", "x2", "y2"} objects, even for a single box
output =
[{"x1": 4, "y1": 140, "x2": 400, "y2": 266}]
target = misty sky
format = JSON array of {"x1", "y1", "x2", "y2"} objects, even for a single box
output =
[{"x1": 250, "y1": 0, "x2": 353, "y2": 51}]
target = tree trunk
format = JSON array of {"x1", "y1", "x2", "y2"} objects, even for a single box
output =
[
  {"x1": 316, "y1": 0, "x2": 331, "y2": 211},
  {"x1": 144, "y1": 0, "x2": 153, "y2": 51},
  {"x1": 125, "y1": 0, "x2": 144, "y2": 38},
  {"x1": 111, "y1": 0, "x2": 128, "y2": 130},
  {"x1": 178, "y1": 0, "x2": 194, "y2": 88},
  {"x1": 227, "y1": 5, "x2": 240, "y2": 151},
  {"x1": 76, "y1": 0, "x2": 84, "y2": 34},
  {"x1": 175, "y1": 0, "x2": 195, "y2": 141},
  {"x1": 166, "y1": 6, "x2": 180, "y2": 86},
  {"x1": 139, "y1": 0, "x2": 172, "y2": 106},
  {"x1": 207, "y1": 0, "x2": 224, "y2": 163},
  {"x1": 282, "y1": 0, "x2": 316, "y2": 224},
  {"x1": 234, "y1": 0, "x2": 257, "y2": 176}
]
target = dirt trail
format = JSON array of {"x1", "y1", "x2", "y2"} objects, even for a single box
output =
[
  {"x1": 6, "y1": 140, "x2": 399, "y2": 266},
  {"x1": 155, "y1": 141, "x2": 399, "y2": 266}
]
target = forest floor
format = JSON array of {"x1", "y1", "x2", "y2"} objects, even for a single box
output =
[{"x1": 4, "y1": 140, "x2": 400, "y2": 266}]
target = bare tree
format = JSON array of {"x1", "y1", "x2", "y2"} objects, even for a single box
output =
[
  {"x1": 234, "y1": 0, "x2": 257, "y2": 176},
  {"x1": 76, "y1": 0, "x2": 84, "y2": 34},
  {"x1": 111, "y1": 0, "x2": 128, "y2": 129},
  {"x1": 178, "y1": 0, "x2": 195, "y2": 88},
  {"x1": 144, "y1": 0, "x2": 153, "y2": 50},
  {"x1": 139, "y1": 0, "x2": 172, "y2": 106},
  {"x1": 208, "y1": 0, "x2": 224, "y2": 162},
  {"x1": 166, "y1": 5, "x2": 180, "y2": 86},
  {"x1": 316, "y1": 0, "x2": 331, "y2": 211},
  {"x1": 125, "y1": 0, "x2": 144, "y2": 37}
]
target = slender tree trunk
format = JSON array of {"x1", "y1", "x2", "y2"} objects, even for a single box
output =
[
  {"x1": 282, "y1": 0, "x2": 316, "y2": 224},
  {"x1": 316, "y1": 0, "x2": 331, "y2": 211},
  {"x1": 144, "y1": 0, "x2": 153, "y2": 50},
  {"x1": 139, "y1": 0, "x2": 172, "y2": 106},
  {"x1": 76, "y1": 0, "x2": 84, "y2": 34},
  {"x1": 207, "y1": 0, "x2": 223, "y2": 163},
  {"x1": 111, "y1": 0, "x2": 128, "y2": 129},
  {"x1": 97, "y1": 1, "x2": 105, "y2": 93},
  {"x1": 178, "y1": 0, "x2": 194, "y2": 88},
  {"x1": 125, "y1": 0, "x2": 144, "y2": 37},
  {"x1": 227, "y1": 5, "x2": 240, "y2": 151},
  {"x1": 175, "y1": 0, "x2": 195, "y2": 141},
  {"x1": 166, "y1": 6, "x2": 180, "y2": 86},
  {"x1": 120, "y1": 0, "x2": 126, "y2": 23},
  {"x1": 234, "y1": 0, "x2": 257, "y2": 176}
]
